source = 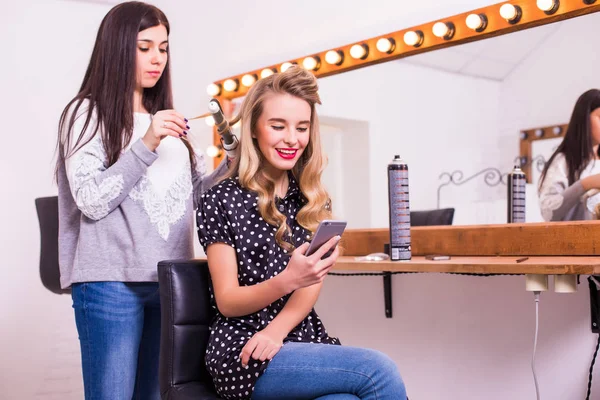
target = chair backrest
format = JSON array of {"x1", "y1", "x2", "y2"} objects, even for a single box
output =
[
  {"x1": 34, "y1": 196, "x2": 70, "y2": 295},
  {"x1": 158, "y1": 260, "x2": 220, "y2": 399},
  {"x1": 410, "y1": 208, "x2": 455, "y2": 227}
]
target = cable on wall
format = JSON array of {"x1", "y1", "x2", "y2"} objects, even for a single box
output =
[
  {"x1": 532, "y1": 291, "x2": 541, "y2": 400},
  {"x1": 586, "y1": 334, "x2": 600, "y2": 400}
]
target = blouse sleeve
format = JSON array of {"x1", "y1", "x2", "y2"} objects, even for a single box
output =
[{"x1": 197, "y1": 189, "x2": 235, "y2": 250}]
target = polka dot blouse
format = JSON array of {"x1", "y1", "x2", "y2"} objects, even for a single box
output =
[{"x1": 197, "y1": 174, "x2": 340, "y2": 400}]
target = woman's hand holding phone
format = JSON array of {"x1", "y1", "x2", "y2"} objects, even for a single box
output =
[{"x1": 281, "y1": 236, "x2": 341, "y2": 292}]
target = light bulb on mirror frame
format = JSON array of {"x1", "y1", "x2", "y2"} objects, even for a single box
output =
[
  {"x1": 519, "y1": 156, "x2": 528, "y2": 167},
  {"x1": 499, "y1": 3, "x2": 522, "y2": 24},
  {"x1": 376, "y1": 37, "x2": 395, "y2": 54},
  {"x1": 552, "y1": 126, "x2": 563, "y2": 135},
  {"x1": 260, "y1": 68, "x2": 276, "y2": 79},
  {"x1": 325, "y1": 50, "x2": 344, "y2": 66},
  {"x1": 349, "y1": 44, "x2": 369, "y2": 60},
  {"x1": 534, "y1": 129, "x2": 544, "y2": 138},
  {"x1": 519, "y1": 131, "x2": 528, "y2": 140},
  {"x1": 403, "y1": 30, "x2": 424, "y2": 47},
  {"x1": 206, "y1": 83, "x2": 221, "y2": 97},
  {"x1": 280, "y1": 62, "x2": 296, "y2": 72},
  {"x1": 432, "y1": 22, "x2": 455, "y2": 40},
  {"x1": 466, "y1": 13, "x2": 488, "y2": 32},
  {"x1": 241, "y1": 74, "x2": 257, "y2": 87},
  {"x1": 536, "y1": 0, "x2": 560, "y2": 14},
  {"x1": 223, "y1": 78, "x2": 239, "y2": 92},
  {"x1": 302, "y1": 56, "x2": 321, "y2": 71},
  {"x1": 231, "y1": 120, "x2": 242, "y2": 135},
  {"x1": 206, "y1": 145, "x2": 222, "y2": 158}
]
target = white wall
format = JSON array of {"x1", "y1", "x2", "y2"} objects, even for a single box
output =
[
  {"x1": 4, "y1": 0, "x2": 597, "y2": 399},
  {"x1": 498, "y1": 13, "x2": 600, "y2": 145},
  {"x1": 317, "y1": 274, "x2": 595, "y2": 400},
  {"x1": 1, "y1": 1, "x2": 112, "y2": 398},
  {"x1": 317, "y1": 61, "x2": 503, "y2": 227},
  {"x1": 320, "y1": 118, "x2": 371, "y2": 228}
]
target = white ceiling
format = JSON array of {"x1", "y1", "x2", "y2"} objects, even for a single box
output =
[{"x1": 400, "y1": 18, "x2": 566, "y2": 81}]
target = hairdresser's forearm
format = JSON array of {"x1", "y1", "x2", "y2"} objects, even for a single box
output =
[{"x1": 547, "y1": 181, "x2": 586, "y2": 221}]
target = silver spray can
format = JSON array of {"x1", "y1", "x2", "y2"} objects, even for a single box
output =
[
  {"x1": 387, "y1": 155, "x2": 411, "y2": 260},
  {"x1": 507, "y1": 165, "x2": 526, "y2": 223}
]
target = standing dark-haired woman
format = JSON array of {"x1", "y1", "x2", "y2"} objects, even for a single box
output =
[
  {"x1": 538, "y1": 89, "x2": 600, "y2": 221},
  {"x1": 55, "y1": 2, "x2": 226, "y2": 399}
]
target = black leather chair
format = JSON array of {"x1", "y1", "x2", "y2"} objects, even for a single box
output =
[
  {"x1": 35, "y1": 196, "x2": 70, "y2": 295},
  {"x1": 158, "y1": 260, "x2": 221, "y2": 400},
  {"x1": 410, "y1": 207, "x2": 455, "y2": 227}
]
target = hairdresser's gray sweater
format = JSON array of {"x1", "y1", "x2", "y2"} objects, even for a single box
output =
[
  {"x1": 58, "y1": 104, "x2": 226, "y2": 288},
  {"x1": 538, "y1": 153, "x2": 600, "y2": 221}
]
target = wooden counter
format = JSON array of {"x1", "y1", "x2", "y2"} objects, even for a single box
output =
[
  {"x1": 332, "y1": 255, "x2": 600, "y2": 275},
  {"x1": 340, "y1": 220, "x2": 600, "y2": 257}
]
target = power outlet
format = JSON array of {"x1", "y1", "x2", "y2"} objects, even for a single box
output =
[{"x1": 588, "y1": 277, "x2": 600, "y2": 333}]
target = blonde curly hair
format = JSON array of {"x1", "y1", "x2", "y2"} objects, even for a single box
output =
[{"x1": 223, "y1": 67, "x2": 332, "y2": 252}]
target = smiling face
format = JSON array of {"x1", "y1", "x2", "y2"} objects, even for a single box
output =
[
  {"x1": 135, "y1": 24, "x2": 168, "y2": 90},
  {"x1": 253, "y1": 92, "x2": 312, "y2": 175}
]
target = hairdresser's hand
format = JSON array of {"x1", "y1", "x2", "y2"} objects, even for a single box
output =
[
  {"x1": 239, "y1": 329, "x2": 284, "y2": 368},
  {"x1": 142, "y1": 110, "x2": 189, "y2": 152},
  {"x1": 582, "y1": 174, "x2": 600, "y2": 191},
  {"x1": 281, "y1": 236, "x2": 341, "y2": 292}
]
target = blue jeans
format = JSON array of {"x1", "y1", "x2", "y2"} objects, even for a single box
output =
[
  {"x1": 71, "y1": 282, "x2": 161, "y2": 400},
  {"x1": 252, "y1": 342, "x2": 407, "y2": 399}
]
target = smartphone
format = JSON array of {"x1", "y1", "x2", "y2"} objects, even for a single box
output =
[
  {"x1": 425, "y1": 255, "x2": 451, "y2": 261},
  {"x1": 305, "y1": 220, "x2": 347, "y2": 259}
]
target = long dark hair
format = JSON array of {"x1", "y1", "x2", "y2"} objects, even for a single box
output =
[
  {"x1": 539, "y1": 89, "x2": 600, "y2": 189},
  {"x1": 57, "y1": 1, "x2": 194, "y2": 175}
]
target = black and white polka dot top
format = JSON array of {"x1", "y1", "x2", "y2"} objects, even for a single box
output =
[{"x1": 197, "y1": 173, "x2": 340, "y2": 400}]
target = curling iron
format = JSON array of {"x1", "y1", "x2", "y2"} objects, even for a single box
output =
[{"x1": 208, "y1": 98, "x2": 239, "y2": 159}]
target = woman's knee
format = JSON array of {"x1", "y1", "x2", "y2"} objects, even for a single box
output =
[
  {"x1": 357, "y1": 348, "x2": 406, "y2": 397},
  {"x1": 359, "y1": 348, "x2": 401, "y2": 376}
]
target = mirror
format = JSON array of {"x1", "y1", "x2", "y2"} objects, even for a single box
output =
[{"x1": 310, "y1": 11, "x2": 600, "y2": 228}]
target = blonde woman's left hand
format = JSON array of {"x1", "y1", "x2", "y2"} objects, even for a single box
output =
[{"x1": 239, "y1": 329, "x2": 284, "y2": 367}]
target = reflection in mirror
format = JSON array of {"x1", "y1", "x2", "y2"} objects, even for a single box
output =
[{"x1": 314, "y1": 11, "x2": 600, "y2": 228}]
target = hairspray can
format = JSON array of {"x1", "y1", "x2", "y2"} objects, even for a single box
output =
[
  {"x1": 387, "y1": 155, "x2": 411, "y2": 261},
  {"x1": 507, "y1": 165, "x2": 526, "y2": 223}
]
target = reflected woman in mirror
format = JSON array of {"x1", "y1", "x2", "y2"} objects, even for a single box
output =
[
  {"x1": 197, "y1": 66, "x2": 407, "y2": 399},
  {"x1": 538, "y1": 89, "x2": 600, "y2": 221}
]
